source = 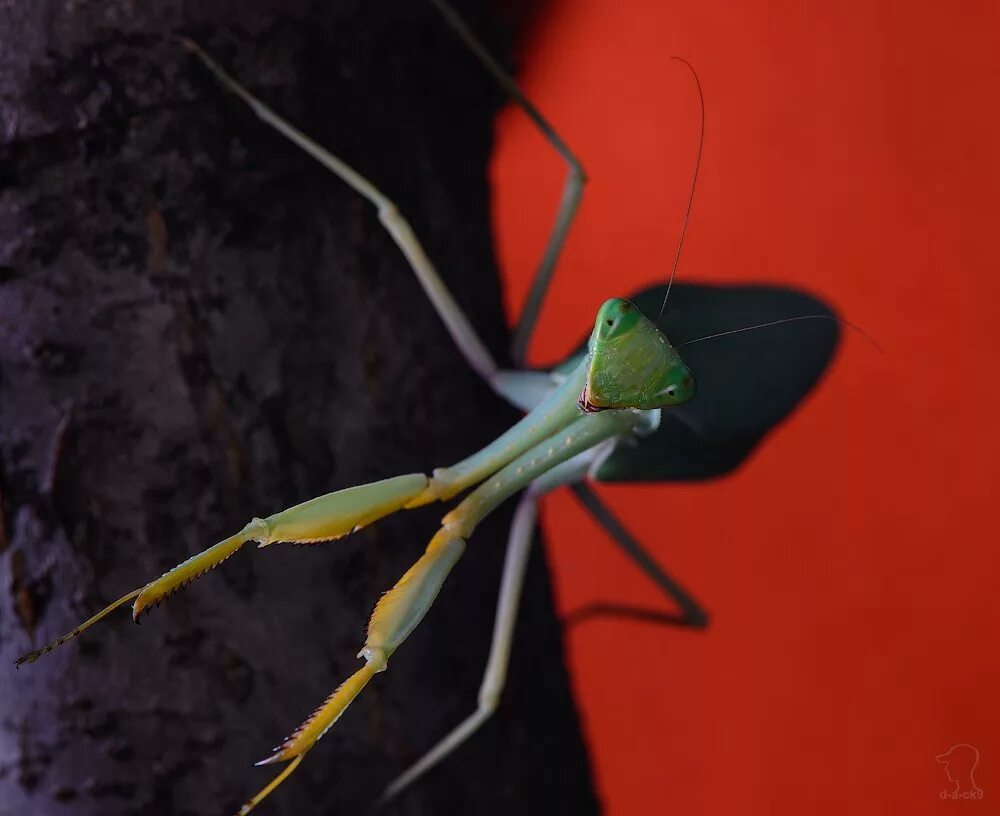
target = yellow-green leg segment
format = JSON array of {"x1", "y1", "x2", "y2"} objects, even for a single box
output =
[
  {"x1": 15, "y1": 474, "x2": 428, "y2": 666},
  {"x1": 16, "y1": 358, "x2": 591, "y2": 668},
  {"x1": 237, "y1": 409, "x2": 635, "y2": 814},
  {"x1": 378, "y1": 488, "x2": 540, "y2": 806}
]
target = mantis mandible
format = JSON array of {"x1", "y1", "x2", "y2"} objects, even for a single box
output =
[{"x1": 15, "y1": 1, "x2": 843, "y2": 812}]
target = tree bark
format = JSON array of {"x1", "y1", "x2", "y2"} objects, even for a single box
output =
[{"x1": 0, "y1": 2, "x2": 599, "y2": 814}]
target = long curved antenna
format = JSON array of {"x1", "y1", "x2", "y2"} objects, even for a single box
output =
[
  {"x1": 676, "y1": 314, "x2": 883, "y2": 351},
  {"x1": 656, "y1": 57, "x2": 705, "y2": 327}
]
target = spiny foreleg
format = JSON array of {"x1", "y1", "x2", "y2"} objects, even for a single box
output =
[
  {"x1": 241, "y1": 410, "x2": 638, "y2": 813},
  {"x1": 238, "y1": 528, "x2": 465, "y2": 814},
  {"x1": 375, "y1": 410, "x2": 638, "y2": 803},
  {"x1": 377, "y1": 489, "x2": 539, "y2": 806},
  {"x1": 16, "y1": 359, "x2": 587, "y2": 667},
  {"x1": 15, "y1": 474, "x2": 427, "y2": 666}
]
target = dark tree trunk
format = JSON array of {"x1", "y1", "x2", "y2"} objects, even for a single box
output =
[{"x1": 0, "y1": 2, "x2": 599, "y2": 814}]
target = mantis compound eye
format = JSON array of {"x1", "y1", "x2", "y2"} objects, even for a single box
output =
[{"x1": 657, "y1": 367, "x2": 696, "y2": 406}]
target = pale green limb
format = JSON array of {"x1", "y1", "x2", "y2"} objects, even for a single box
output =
[
  {"x1": 442, "y1": 409, "x2": 636, "y2": 537},
  {"x1": 258, "y1": 473, "x2": 427, "y2": 546},
  {"x1": 407, "y1": 356, "x2": 588, "y2": 507},
  {"x1": 179, "y1": 38, "x2": 523, "y2": 402},
  {"x1": 376, "y1": 412, "x2": 634, "y2": 804},
  {"x1": 130, "y1": 473, "x2": 430, "y2": 619},
  {"x1": 244, "y1": 410, "x2": 635, "y2": 812},
  {"x1": 133, "y1": 472, "x2": 429, "y2": 620},
  {"x1": 492, "y1": 369, "x2": 561, "y2": 412},
  {"x1": 377, "y1": 488, "x2": 539, "y2": 807},
  {"x1": 234, "y1": 530, "x2": 464, "y2": 814},
  {"x1": 16, "y1": 358, "x2": 585, "y2": 666},
  {"x1": 429, "y1": 0, "x2": 587, "y2": 366}
]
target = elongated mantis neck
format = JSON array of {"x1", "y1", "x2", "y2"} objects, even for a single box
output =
[
  {"x1": 443, "y1": 408, "x2": 638, "y2": 537},
  {"x1": 407, "y1": 357, "x2": 590, "y2": 506}
]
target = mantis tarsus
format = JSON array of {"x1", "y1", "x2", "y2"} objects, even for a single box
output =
[{"x1": 15, "y1": 1, "x2": 842, "y2": 812}]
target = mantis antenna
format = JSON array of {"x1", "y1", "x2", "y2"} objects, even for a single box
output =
[
  {"x1": 654, "y1": 68, "x2": 878, "y2": 354},
  {"x1": 656, "y1": 57, "x2": 705, "y2": 327},
  {"x1": 676, "y1": 314, "x2": 883, "y2": 351}
]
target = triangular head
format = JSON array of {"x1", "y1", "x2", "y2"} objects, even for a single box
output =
[
  {"x1": 581, "y1": 298, "x2": 696, "y2": 411},
  {"x1": 559, "y1": 282, "x2": 840, "y2": 482}
]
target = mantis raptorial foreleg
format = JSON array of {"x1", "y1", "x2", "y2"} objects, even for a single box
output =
[
  {"x1": 15, "y1": 474, "x2": 427, "y2": 666},
  {"x1": 16, "y1": 356, "x2": 588, "y2": 668},
  {"x1": 251, "y1": 531, "x2": 465, "y2": 768},
  {"x1": 377, "y1": 443, "x2": 623, "y2": 804},
  {"x1": 378, "y1": 488, "x2": 539, "y2": 806},
  {"x1": 239, "y1": 410, "x2": 636, "y2": 813},
  {"x1": 237, "y1": 531, "x2": 464, "y2": 815}
]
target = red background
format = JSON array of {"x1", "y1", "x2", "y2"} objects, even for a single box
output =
[{"x1": 492, "y1": 0, "x2": 999, "y2": 812}]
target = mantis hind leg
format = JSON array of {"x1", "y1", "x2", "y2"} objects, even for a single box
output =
[
  {"x1": 430, "y1": 0, "x2": 587, "y2": 366},
  {"x1": 184, "y1": 1, "x2": 585, "y2": 395},
  {"x1": 564, "y1": 482, "x2": 709, "y2": 630}
]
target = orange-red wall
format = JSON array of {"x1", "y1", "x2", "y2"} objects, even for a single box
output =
[{"x1": 492, "y1": 1, "x2": 999, "y2": 812}]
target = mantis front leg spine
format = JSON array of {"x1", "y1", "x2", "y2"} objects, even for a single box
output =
[{"x1": 240, "y1": 408, "x2": 637, "y2": 813}]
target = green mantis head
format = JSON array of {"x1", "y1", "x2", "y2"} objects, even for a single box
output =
[{"x1": 580, "y1": 298, "x2": 696, "y2": 411}]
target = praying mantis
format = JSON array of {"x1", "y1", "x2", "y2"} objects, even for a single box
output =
[{"x1": 14, "y1": 1, "x2": 842, "y2": 813}]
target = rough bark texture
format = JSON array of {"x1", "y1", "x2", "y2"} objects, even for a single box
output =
[{"x1": 0, "y1": 2, "x2": 599, "y2": 814}]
